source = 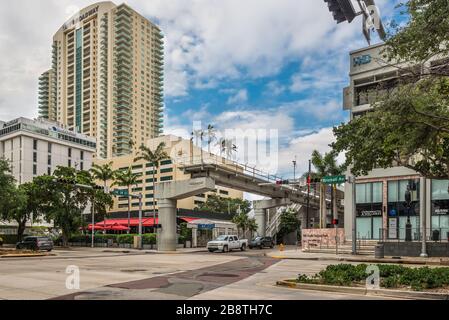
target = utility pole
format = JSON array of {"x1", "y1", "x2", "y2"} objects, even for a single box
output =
[
  {"x1": 306, "y1": 160, "x2": 311, "y2": 230},
  {"x1": 292, "y1": 157, "x2": 297, "y2": 180},
  {"x1": 350, "y1": 176, "x2": 357, "y2": 255},
  {"x1": 420, "y1": 177, "x2": 428, "y2": 257},
  {"x1": 91, "y1": 197, "x2": 95, "y2": 248},
  {"x1": 138, "y1": 192, "x2": 143, "y2": 249}
]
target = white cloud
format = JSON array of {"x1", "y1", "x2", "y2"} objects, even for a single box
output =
[
  {"x1": 265, "y1": 81, "x2": 286, "y2": 96},
  {"x1": 227, "y1": 89, "x2": 248, "y2": 105},
  {"x1": 277, "y1": 127, "x2": 345, "y2": 177}
]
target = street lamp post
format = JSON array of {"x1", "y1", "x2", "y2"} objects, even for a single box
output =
[
  {"x1": 405, "y1": 184, "x2": 413, "y2": 242},
  {"x1": 306, "y1": 160, "x2": 311, "y2": 230},
  {"x1": 292, "y1": 158, "x2": 297, "y2": 181}
]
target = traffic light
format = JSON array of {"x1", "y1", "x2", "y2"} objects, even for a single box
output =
[
  {"x1": 324, "y1": 0, "x2": 357, "y2": 24},
  {"x1": 276, "y1": 180, "x2": 290, "y2": 185},
  {"x1": 332, "y1": 219, "x2": 339, "y2": 226},
  {"x1": 309, "y1": 178, "x2": 321, "y2": 184},
  {"x1": 93, "y1": 185, "x2": 104, "y2": 191}
]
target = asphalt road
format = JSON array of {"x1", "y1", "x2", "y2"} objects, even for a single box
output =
[{"x1": 0, "y1": 247, "x2": 395, "y2": 300}]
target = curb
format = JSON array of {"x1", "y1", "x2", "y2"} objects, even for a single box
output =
[
  {"x1": 269, "y1": 254, "x2": 449, "y2": 266},
  {"x1": 276, "y1": 280, "x2": 449, "y2": 300},
  {"x1": 1, "y1": 253, "x2": 55, "y2": 258}
]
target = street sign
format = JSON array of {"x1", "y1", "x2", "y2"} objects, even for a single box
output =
[
  {"x1": 112, "y1": 189, "x2": 129, "y2": 197},
  {"x1": 198, "y1": 224, "x2": 215, "y2": 230},
  {"x1": 321, "y1": 175, "x2": 346, "y2": 185}
]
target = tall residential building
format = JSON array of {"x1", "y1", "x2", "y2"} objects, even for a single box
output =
[
  {"x1": 343, "y1": 43, "x2": 449, "y2": 245},
  {"x1": 38, "y1": 70, "x2": 57, "y2": 121},
  {"x1": 38, "y1": 1, "x2": 164, "y2": 159}
]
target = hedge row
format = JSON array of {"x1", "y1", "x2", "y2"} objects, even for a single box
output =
[
  {"x1": 297, "y1": 264, "x2": 449, "y2": 291},
  {"x1": 63, "y1": 234, "x2": 158, "y2": 245}
]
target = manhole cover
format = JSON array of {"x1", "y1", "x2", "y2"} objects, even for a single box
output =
[{"x1": 201, "y1": 273, "x2": 239, "y2": 278}]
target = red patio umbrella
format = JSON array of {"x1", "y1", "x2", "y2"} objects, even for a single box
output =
[
  {"x1": 88, "y1": 225, "x2": 105, "y2": 231},
  {"x1": 108, "y1": 224, "x2": 130, "y2": 231}
]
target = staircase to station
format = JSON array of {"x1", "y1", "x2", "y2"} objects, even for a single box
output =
[{"x1": 266, "y1": 203, "x2": 302, "y2": 238}]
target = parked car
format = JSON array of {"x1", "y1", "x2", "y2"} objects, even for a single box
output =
[
  {"x1": 249, "y1": 236, "x2": 275, "y2": 249},
  {"x1": 207, "y1": 235, "x2": 248, "y2": 253},
  {"x1": 16, "y1": 236, "x2": 53, "y2": 252}
]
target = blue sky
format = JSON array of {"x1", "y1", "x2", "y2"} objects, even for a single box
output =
[{"x1": 0, "y1": 0, "x2": 405, "y2": 178}]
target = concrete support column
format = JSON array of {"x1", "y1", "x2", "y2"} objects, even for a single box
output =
[
  {"x1": 157, "y1": 198, "x2": 177, "y2": 252},
  {"x1": 254, "y1": 208, "x2": 266, "y2": 237},
  {"x1": 192, "y1": 227, "x2": 198, "y2": 248}
]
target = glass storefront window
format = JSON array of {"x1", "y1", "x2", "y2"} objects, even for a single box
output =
[
  {"x1": 356, "y1": 182, "x2": 383, "y2": 240},
  {"x1": 432, "y1": 180, "x2": 449, "y2": 200},
  {"x1": 372, "y1": 182, "x2": 382, "y2": 203}
]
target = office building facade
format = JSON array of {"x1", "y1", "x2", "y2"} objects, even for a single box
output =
[
  {"x1": 38, "y1": 1, "x2": 164, "y2": 159},
  {"x1": 343, "y1": 43, "x2": 449, "y2": 243},
  {"x1": 0, "y1": 117, "x2": 96, "y2": 184}
]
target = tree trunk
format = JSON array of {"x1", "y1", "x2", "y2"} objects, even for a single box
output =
[
  {"x1": 16, "y1": 219, "x2": 27, "y2": 242},
  {"x1": 319, "y1": 183, "x2": 325, "y2": 229}
]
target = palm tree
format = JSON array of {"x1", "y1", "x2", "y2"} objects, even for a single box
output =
[
  {"x1": 311, "y1": 150, "x2": 344, "y2": 229},
  {"x1": 90, "y1": 162, "x2": 116, "y2": 231},
  {"x1": 221, "y1": 139, "x2": 237, "y2": 160},
  {"x1": 232, "y1": 214, "x2": 247, "y2": 238},
  {"x1": 114, "y1": 167, "x2": 140, "y2": 233},
  {"x1": 134, "y1": 142, "x2": 169, "y2": 231},
  {"x1": 247, "y1": 218, "x2": 258, "y2": 240},
  {"x1": 192, "y1": 129, "x2": 205, "y2": 163},
  {"x1": 206, "y1": 124, "x2": 216, "y2": 155}
]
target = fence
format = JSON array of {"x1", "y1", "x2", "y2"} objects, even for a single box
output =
[{"x1": 378, "y1": 228, "x2": 449, "y2": 243}]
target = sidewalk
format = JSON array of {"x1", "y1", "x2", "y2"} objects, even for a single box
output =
[{"x1": 267, "y1": 248, "x2": 449, "y2": 266}]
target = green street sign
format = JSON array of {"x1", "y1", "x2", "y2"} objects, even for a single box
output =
[
  {"x1": 112, "y1": 189, "x2": 129, "y2": 197},
  {"x1": 322, "y1": 175, "x2": 346, "y2": 185}
]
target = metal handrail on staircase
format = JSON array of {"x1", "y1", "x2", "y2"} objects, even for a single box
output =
[{"x1": 266, "y1": 203, "x2": 302, "y2": 237}]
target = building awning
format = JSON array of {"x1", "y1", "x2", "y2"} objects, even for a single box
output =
[
  {"x1": 94, "y1": 218, "x2": 159, "y2": 227},
  {"x1": 179, "y1": 217, "x2": 200, "y2": 223}
]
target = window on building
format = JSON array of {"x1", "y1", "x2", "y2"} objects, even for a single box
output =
[
  {"x1": 48, "y1": 143, "x2": 52, "y2": 153},
  {"x1": 355, "y1": 182, "x2": 383, "y2": 240},
  {"x1": 68, "y1": 159, "x2": 72, "y2": 167},
  {"x1": 160, "y1": 176, "x2": 172, "y2": 182},
  {"x1": 160, "y1": 168, "x2": 173, "y2": 174},
  {"x1": 33, "y1": 164, "x2": 37, "y2": 175},
  {"x1": 68, "y1": 148, "x2": 72, "y2": 157},
  {"x1": 387, "y1": 179, "x2": 420, "y2": 241},
  {"x1": 80, "y1": 151, "x2": 84, "y2": 160},
  {"x1": 47, "y1": 167, "x2": 51, "y2": 175},
  {"x1": 33, "y1": 152, "x2": 37, "y2": 163},
  {"x1": 33, "y1": 139, "x2": 38, "y2": 150},
  {"x1": 80, "y1": 162, "x2": 84, "y2": 170},
  {"x1": 431, "y1": 180, "x2": 449, "y2": 240},
  {"x1": 47, "y1": 155, "x2": 51, "y2": 166}
]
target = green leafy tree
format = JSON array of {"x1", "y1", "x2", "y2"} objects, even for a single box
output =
[
  {"x1": 41, "y1": 167, "x2": 91, "y2": 246},
  {"x1": 0, "y1": 159, "x2": 16, "y2": 216},
  {"x1": 196, "y1": 194, "x2": 251, "y2": 216},
  {"x1": 277, "y1": 208, "x2": 301, "y2": 244},
  {"x1": 114, "y1": 167, "x2": 140, "y2": 232},
  {"x1": 332, "y1": 0, "x2": 449, "y2": 184},
  {"x1": 90, "y1": 162, "x2": 116, "y2": 229},
  {"x1": 134, "y1": 142, "x2": 169, "y2": 228},
  {"x1": 310, "y1": 150, "x2": 344, "y2": 228}
]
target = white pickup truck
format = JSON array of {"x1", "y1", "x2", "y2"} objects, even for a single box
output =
[{"x1": 207, "y1": 235, "x2": 248, "y2": 253}]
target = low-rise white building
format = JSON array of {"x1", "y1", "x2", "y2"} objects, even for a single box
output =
[
  {"x1": 0, "y1": 117, "x2": 96, "y2": 184},
  {"x1": 0, "y1": 117, "x2": 97, "y2": 231}
]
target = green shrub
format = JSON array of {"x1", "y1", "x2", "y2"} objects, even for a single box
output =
[
  {"x1": 0, "y1": 236, "x2": 3, "y2": 246},
  {"x1": 297, "y1": 264, "x2": 449, "y2": 291},
  {"x1": 142, "y1": 233, "x2": 157, "y2": 245},
  {"x1": 117, "y1": 234, "x2": 135, "y2": 244}
]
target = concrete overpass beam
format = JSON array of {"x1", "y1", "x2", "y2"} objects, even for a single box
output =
[{"x1": 155, "y1": 177, "x2": 216, "y2": 252}]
